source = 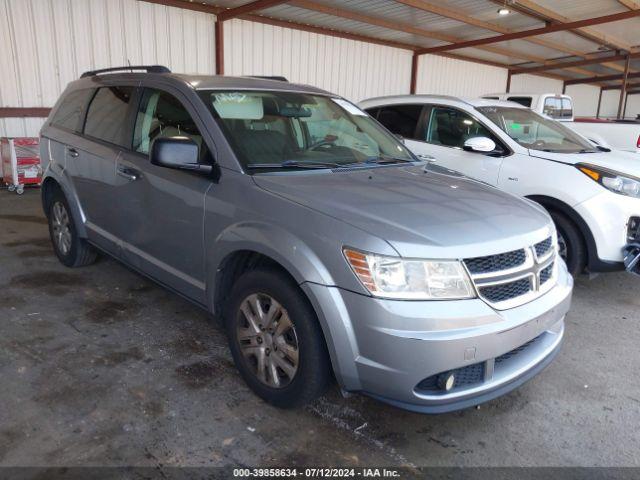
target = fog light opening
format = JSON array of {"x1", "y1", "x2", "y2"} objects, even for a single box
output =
[{"x1": 437, "y1": 372, "x2": 456, "y2": 391}]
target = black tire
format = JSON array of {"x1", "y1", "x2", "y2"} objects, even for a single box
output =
[
  {"x1": 549, "y1": 210, "x2": 586, "y2": 276},
  {"x1": 224, "y1": 268, "x2": 331, "y2": 408},
  {"x1": 47, "y1": 188, "x2": 97, "y2": 268}
]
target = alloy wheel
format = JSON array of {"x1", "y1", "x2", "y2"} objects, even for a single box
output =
[
  {"x1": 236, "y1": 293, "x2": 299, "y2": 388},
  {"x1": 51, "y1": 201, "x2": 72, "y2": 256},
  {"x1": 557, "y1": 231, "x2": 568, "y2": 261}
]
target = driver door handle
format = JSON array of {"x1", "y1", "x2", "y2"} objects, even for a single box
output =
[{"x1": 117, "y1": 165, "x2": 140, "y2": 181}]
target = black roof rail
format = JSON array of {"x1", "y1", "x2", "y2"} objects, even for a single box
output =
[
  {"x1": 81, "y1": 65, "x2": 171, "y2": 78},
  {"x1": 248, "y1": 76, "x2": 289, "y2": 82}
]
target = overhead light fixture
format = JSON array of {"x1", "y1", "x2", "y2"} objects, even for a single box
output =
[{"x1": 498, "y1": 0, "x2": 511, "y2": 15}]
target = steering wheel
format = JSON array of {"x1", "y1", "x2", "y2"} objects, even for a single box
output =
[{"x1": 308, "y1": 139, "x2": 337, "y2": 151}]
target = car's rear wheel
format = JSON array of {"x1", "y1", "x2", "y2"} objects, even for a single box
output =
[
  {"x1": 549, "y1": 210, "x2": 585, "y2": 276},
  {"x1": 224, "y1": 268, "x2": 331, "y2": 408},
  {"x1": 47, "y1": 189, "x2": 97, "y2": 268}
]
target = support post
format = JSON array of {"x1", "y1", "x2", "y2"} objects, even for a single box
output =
[
  {"x1": 596, "y1": 87, "x2": 603, "y2": 119},
  {"x1": 410, "y1": 53, "x2": 419, "y2": 94},
  {"x1": 618, "y1": 55, "x2": 631, "y2": 119},
  {"x1": 506, "y1": 71, "x2": 512, "y2": 93},
  {"x1": 623, "y1": 91, "x2": 630, "y2": 119},
  {"x1": 215, "y1": 20, "x2": 224, "y2": 75},
  {"x1": 562, "y1": 81, "x2": 566, "y2": 94}
]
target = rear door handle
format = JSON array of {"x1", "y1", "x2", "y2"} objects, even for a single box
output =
[
  {"x1": 67, "y1": 147, "x2": 79, "y2": 158},
  {"x1": 117, "y1": 165, "x2": 140, "y2": 181}
]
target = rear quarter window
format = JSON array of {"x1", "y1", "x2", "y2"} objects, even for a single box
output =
[
  {"x1": 84, "y1": 86, "x2": 136, "y2": 147},
  {"x1": 50, "y1": 89, "x2": 94, "y2": 131}
]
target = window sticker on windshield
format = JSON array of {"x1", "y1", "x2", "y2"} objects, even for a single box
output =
[
  {"x1": 212, "y1": 93, "x2": 264, "y2": 119},
  {"x1": 332, "y1": 98, "x2": 367, "y2": 116}
]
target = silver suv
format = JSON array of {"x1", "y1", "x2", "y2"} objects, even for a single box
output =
[{"x1": 40, "y1": 66, "x2": 573, "y2": 413}]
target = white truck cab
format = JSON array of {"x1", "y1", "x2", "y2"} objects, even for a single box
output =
[{"x1": 360, "y1": 94, "x2": 640, "y2": 276}]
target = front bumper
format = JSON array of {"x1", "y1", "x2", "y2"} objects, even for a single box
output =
[
  {"x1": 303, "y1": 261, "x2": 572, "y2": 413},
  {"x1": 574, "y1": 191, "x2": 640, "y2": 265}
]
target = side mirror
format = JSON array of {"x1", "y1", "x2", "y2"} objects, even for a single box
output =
[
  {"x1": 150, "y1": 136, "x2": 213, "y2": 174},
  {"x1": 463, "y1": 136, "x2": 496, "y2": 153}
]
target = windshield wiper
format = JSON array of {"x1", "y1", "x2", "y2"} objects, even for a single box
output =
[
  {"x1": 246, "y1": 160, "x2": 342, "y2": 170},
  {"x1": 337, "y1": 156, "x2": 414, "y2": 168}
]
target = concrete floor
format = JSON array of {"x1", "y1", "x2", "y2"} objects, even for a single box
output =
[{"x1": 1, "y1": 188, "x2": 639, "y2": 468}]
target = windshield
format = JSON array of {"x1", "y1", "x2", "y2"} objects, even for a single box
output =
[
  {"x1": 198, "y1": 90, "x2": 414, "y2": 171},
  {"x1": 476, "y1": 106, "x2": 596, "y2": 153}
]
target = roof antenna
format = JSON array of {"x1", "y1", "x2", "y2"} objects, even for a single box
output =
[{"x1": 127, "y1": 59, "x2": 133, "y2": 73}]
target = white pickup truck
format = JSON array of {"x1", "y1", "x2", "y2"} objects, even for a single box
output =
[{"x1": 483, "y1": 93, "x2": 640, "y2": 154}]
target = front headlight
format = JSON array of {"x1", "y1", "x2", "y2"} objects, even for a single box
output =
[
  {"x1": 343, "y1": 249, "x2": 476, "y2": 300},
  {"x1": 578, "y1": 164, "x2": 640, "y2": 198}
]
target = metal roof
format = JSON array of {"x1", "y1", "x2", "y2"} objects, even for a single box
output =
[{"x1": 191, "y1": 0, "x2": 640, "y2": 87}]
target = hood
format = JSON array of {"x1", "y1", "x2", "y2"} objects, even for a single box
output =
[
  {"x1": 253, "y1": 165, "x2": 553, "y2": 258},
  {"x1": 530, "y1": 149, "x2": 640, "y2": 178}
]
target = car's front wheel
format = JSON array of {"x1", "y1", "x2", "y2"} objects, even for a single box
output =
[
  {"x1": 550, "y1": 210, "x2": 586, "y2": 276},
  {"x1": 224, "y1": 268, "x2": 331, "y2": 408}
]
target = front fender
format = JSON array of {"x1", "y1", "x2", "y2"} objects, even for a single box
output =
[
  {"x1": 206, "y1": 221, "x2": 338, "y2": 305},
  {"x1": 206, "y1": 222, "x2": 364, "y2": 389}
]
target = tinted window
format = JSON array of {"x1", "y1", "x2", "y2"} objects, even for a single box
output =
[
  {"x1": 84, "y1": 86, "x2": 135, "y2": 146},
  {"x1": 507, "y1": 96, "x2": 533, "y2": 108},
  {"x1": 134, "y1": 89, "x2": 211, "y2": 163},
  {"x1": 375, "y1": 105, "x2": 423, "y2": 139},
  {"x1": 426, "y1": 107, "x2": 498, "y2": 150},
  {"x1": 365, "y1": 107, "x2": 380, "y2": 119},
  {"x1": 51, "y1": 89, "x2": 94, "y2": 131}
]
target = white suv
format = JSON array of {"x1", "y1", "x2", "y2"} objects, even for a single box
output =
[{"x1": 360, "y1": 95, "x2": 640, "y2": 276}]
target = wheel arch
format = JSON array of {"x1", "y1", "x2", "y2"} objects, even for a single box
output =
[
  {"x1": 40, "y1": 174, "x2": 88, "y2": 238},
  {"x1": 526, "y1": 194, "x2": 599, "y2": 271}
]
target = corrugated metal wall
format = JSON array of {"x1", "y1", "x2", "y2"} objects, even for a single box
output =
[
  {"x1": 599, "y1": 90, "x2": 623, "y2": 119},
  {"x1": 565, "y1": 84, "x2": 601, "y2": 117},
  {"x1": 624, "y1": 94, "x2": 640, "y2": 120},
  {"x1": 415, "y1": 55, "x2": 508, "y2": 97},
  {"x1": 0, "y1": 0, "x2": 216, "y2": 137},
  {"x1": 509, "y1": 74, "x2": 564, "y2": 94},
  {"x1": 0, "y1": 0, "x2": 610, "y2": 138},
  {"x1": 223, "y1": 19, "x2": 412, "y2": 102}
]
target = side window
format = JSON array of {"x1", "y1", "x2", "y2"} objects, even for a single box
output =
[
  {"x1": 375, "y1": 104, "x2": 423, "y2": 139},
  {"x1": 507, "y1": 96, "x2": 533, "y2": 108},
  {"x1": 84, "y1": 86, "x2": 135, "y2": 146},
  {"x1": 543, "y1": 97, "x2": 562, "y2": 118},
  {"x1": 133, "y1": 89, "x2": 210, "y2": 162},
  {"x1": 561, "y1": 98, "x2": 573, "y2": 119},
  {"x1": 364, "y1": 107, "x2": 380, "y2": 119},
  {"x1": 426, "y1": 107, "x2": 498, "y2": 150},
  {"x1": 51, "y1": 89, "x2": 94, "y2": 131}
]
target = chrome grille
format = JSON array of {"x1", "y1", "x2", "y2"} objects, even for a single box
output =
[
  {"x1": 535, "y1": 237, "x2": 553, "y2": 259},
  {"x1": 540, "y1": 262, "x2": 554, "y2": 285},
  {"x1": 464, "y1": 249, "x2": 526, "y2": 274},
  {"x1": 479, "y1": 278, "x2": 532, "y2": 303},
  {"x1": 464, "y1": 236, "x2": 557, "y2": 310}
]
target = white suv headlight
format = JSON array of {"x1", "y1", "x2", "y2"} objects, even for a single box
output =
[
  {"x1": 344, "y1": 249, "x2": 476, "y2": 300},
  {"x1": 578, "y1": 164, "x2": 640, "y2": 198}
]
